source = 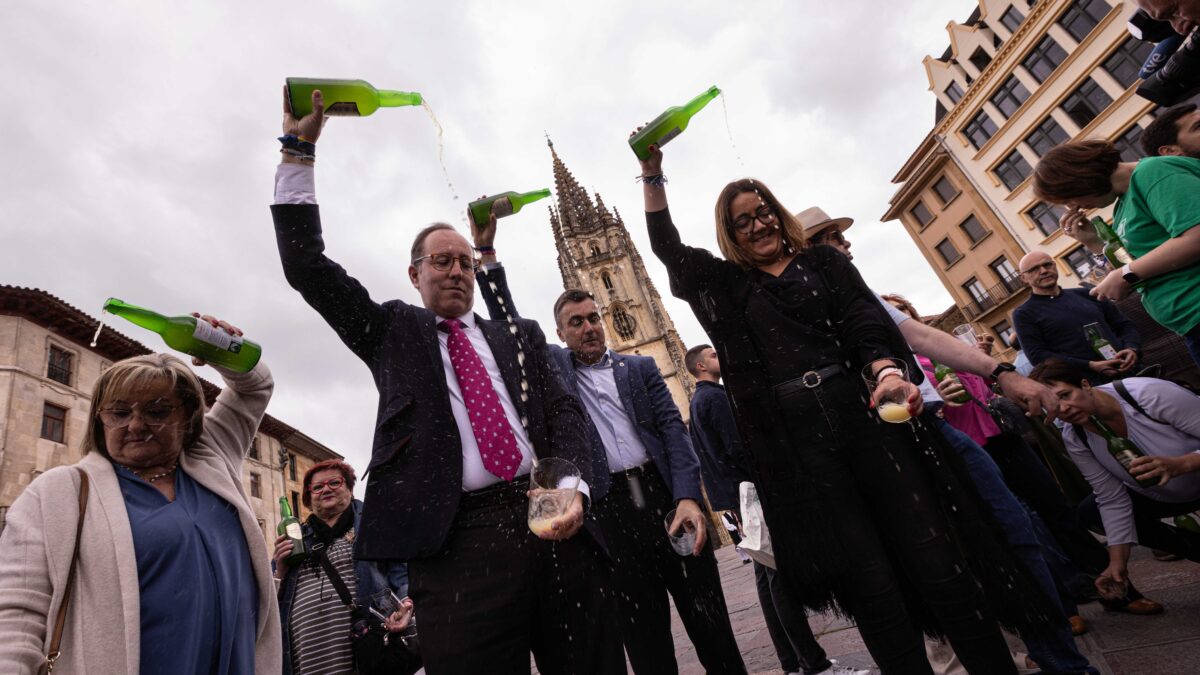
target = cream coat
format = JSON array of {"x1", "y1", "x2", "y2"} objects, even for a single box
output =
[{"x1": 0, "y1": 362, "x2": 282, "y2": 674}]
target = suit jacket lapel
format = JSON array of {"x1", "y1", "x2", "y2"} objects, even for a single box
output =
[
  {"x1": 611, "y1": 354, "x2": 639, "y2": 423},
  {"x1": 418, "y1": 310, "x2": 445, "y2": 379},
  {"x1": 478, "y1": 315, "x2": 525, "y2": 416}
]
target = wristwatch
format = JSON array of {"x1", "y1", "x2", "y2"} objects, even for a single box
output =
[
  {"x1": 1119, "y1": 264, "x2": 1141, "y2": 285},
  {"x1": 990, "y1": 362, "x2": 1017, "y2": 379}
]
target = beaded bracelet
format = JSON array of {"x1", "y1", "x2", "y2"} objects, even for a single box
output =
[
  {"x1": 278, "y1": 134, "x2": 316, "y2": 157},
  {"x1": 475, "y1": 245, "x2": 496, "y2": 255},
  {"x1": 636, "y1": 173, "x2": 668, "y2": 187}
]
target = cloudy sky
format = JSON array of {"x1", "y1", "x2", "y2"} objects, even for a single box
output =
[{"x1": 4, "y1": 0, "x2": 970, "y2": 478}]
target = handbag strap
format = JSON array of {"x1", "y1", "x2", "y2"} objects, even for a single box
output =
[
  {"x1": 46, "y1": 469, "x2": 89, "y2": 673},
  {"x1": 1113, "y1": 380, "x2": 1169, "y2": 426},
  {"x1": 311, "y1": 542, "x2": 357, "y2": 610}
]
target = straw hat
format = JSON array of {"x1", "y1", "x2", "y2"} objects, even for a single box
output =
[{"x1": 795, "y1": 206, "x2": 853, "y2": 237}]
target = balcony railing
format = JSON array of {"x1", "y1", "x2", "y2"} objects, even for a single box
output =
[{"x1": 962, "y1": 276, "x2": 1027, "y2": 321}]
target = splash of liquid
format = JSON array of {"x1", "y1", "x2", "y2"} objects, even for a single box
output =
[
  {"x1": 90, "y1": 311, "x2": 106, "y2": 347},
  {"x1": 421, "y1": 100, "x2": 464, "y2": 225},
  {"x1": 486, "y1": 274, "x2": 537, "y2": 467},
  {"x1": 719, "y1": 92, "x2": 745, "y2": 171}
]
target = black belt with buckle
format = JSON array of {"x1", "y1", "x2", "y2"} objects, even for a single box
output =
[{"x1": 773, "y1": 364, "x2": 847, "y2": 397}]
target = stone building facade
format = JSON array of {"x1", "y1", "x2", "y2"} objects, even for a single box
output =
[
  {"x1": 546, "y1": 140, "x2": 695, "y2": 417},
  {"x1": 0, "y1": 286, "x2": 342, "y2": 550},
  {"x1": 883, "y1": 0, "x2": 1158, "y2": 360}
]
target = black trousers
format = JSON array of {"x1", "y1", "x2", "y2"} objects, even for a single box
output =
[
  {"x1": 754, "y1": 562, "x2": 832, "y2": 675},
  {"x1": 774, "y1": 377, "x2": 1015, "y2": 675},
  {"x1": 407, "y1": 480, "x2": 625, "y2": 675},
  {"x1": 592, "y1": 464, "x2": 747, "y2": 675},
  {"x1": 1078, "y1": 488, "x2": 1200, "y2": 562}
]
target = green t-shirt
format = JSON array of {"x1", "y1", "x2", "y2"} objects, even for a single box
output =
[{"x1": 1113, "y1": 156, "x2": 1200, "y2": 334}]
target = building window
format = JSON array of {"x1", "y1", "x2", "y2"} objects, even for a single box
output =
[
  {"x1": 991, "y1": 75, "x2": 1031, "y2": 118},
  {"x1": 990, "y1": 256, "x2": 1021, "y2": 291},
  {"x1": 1062, "y1": 78, "x2": 1114, "y2": 128},
  {"x1": 910, "y1": 201, "x2": 934, "y2": 227},
  {"x1": 959, "y1": 215, "x2": 989, "y2": 244},
  {"x1": 963, "y1": 277, "x2": 992, "y2": 311},
  {"x1": 611, "y1": 305, "x2": 636, "y2": 341},
  {"x1": 944, "y1": 81, "x2": 965, "y2": 104},
  {"x1": 1112, "y1": 124, "x2": 1145, "y2": 162},
  {"x1": 601, "y1": 271, "x2": 614, "y2": 291},
  {"x1": 995, "y1": 149, "x2": 1033, "y2": 191},
  {"x1": 1022, "y1": 36, "x2": 1068, "y2": 83},
  {"x1": 41, "y1": 402, "x2": 67, "y2": 443},
  {"x1": 1065, "y1": 246, "x2": 1102, "y2": 280},
  {"x1": 964, "y1": 110, "x2": 999, "y2": 150},
  {"x1": 248, "y1": 436, "x2": 260, "y2": 461},
  {"x1": 1103, "y1": 37, "x2": 1155, "y2": 89},
  {"x1": 46, "y1": 346, "x2": 73, "y2": 386},
  {"x1": 992, "y1": 319, "x2": 1016, "y2": 348},
  {"x1": 291, "y1": 491, "x2": 301, "y2": 517},
  {"x1": 1027, "y1": 202, "x2": 1065, "y2": 236},
  {"x1": 1059, "y1": 0, "x2": 1111, "y2": 43},
  {"x1": 969, "y1": 47, "x2": 993, "y2": 73},
  {"x1": 933, "y1": 176, "x2": 959, "y2": 204},
  {"x1": 250, "y1": 472, "x2": 262, "y2": 498},
  {"x1": 936, "y1": 238, "x2": 962, "y2": 266},
  {"x1": 589, "y1": 243, "x2": 601, "y2": 257},
  {"x1": 1025, "y1": 116, "x2": 1070, "y2": 157},
  {"x1": 1000, "y1": 6, "x2": 1025, "y2": 33},
  {"x1": 288, "y1": 453, "x2": 297, "y2": 481}
]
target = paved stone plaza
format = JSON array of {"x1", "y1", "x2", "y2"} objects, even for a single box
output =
[{"x1": 668, "y1": 545, "x2": 1200, "y2": 674}]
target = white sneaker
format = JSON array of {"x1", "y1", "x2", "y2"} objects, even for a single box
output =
[{"x1": 815, "y1": 661, "x2": 871, "y2": 675}]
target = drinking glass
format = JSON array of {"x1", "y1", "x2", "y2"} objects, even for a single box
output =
[
  {"x1": 862, "y1": 358, "x2": 912, "y2": 424},
  {"x1": 664, "y1": 508, "x2": 697, "y2": 556},
  {"x1": 952, "y1": 324, "x2": 978, "y2": 347},
  {"x1": 527, "y1": 458, "x2": 581, "y2": 537}
]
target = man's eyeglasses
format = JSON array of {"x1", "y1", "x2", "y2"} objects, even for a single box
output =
[
  {"x1": 98, "y1": 399, "x2": 181, "y2": 428},
  {"x1": 309, "y1": 477, "x2": 346, "y2": 494},
  {"x1": 413, "y1": 252, "x2": 481, "y2": 273},
  {"x1": 730, "y1": 206, "x2": 777, "y2": 233}
]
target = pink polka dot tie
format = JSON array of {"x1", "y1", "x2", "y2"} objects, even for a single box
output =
[{"x1": 440, "y1": 319, "x2": 521, "y2": 481}]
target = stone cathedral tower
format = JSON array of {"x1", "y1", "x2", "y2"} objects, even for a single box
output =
[{"x1": 546, "y1": 139, "x2": 695, "y2": 415}]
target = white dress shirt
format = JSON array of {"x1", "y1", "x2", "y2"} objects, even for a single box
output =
[
  {"x1": 572, "y1": 350, "x2": 651, "y2": 472},
  {"x1": 274, "y1": 163, "x2": 587, "y2": 496}
]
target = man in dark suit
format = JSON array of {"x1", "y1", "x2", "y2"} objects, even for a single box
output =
[
  {"x1": 269, "y1": 89, "x2": 623, "y2": 675},
  {"x1": 473, "y1": 213, "x2": 746, "y2": 674}
]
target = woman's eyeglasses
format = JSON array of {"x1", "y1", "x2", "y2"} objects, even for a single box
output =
[
  {"x1": 309, "y1": 477, "x2": 346, "y2": 494},
  {"x1": 730, "y1": 206, "x2": 777, "y2": 233},
  {"x1": 98, "y1": 399, "x2": 181, "y2": 428}
]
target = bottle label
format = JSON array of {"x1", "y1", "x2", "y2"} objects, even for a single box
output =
[
  {"x1": 1097, "y1": 344, "x2": 1118, "y2": 360},
  {"x1": 324, "y1": 101, "x2": 362, "y2": 116},
  {"x1": 193, "y1": 321, "x2": 244, "y2": 353},
  {"x1": 285, "y1": 522, "x2": 302, "y2": 539},
  {"x1": 492, "y1": 197, "x2": 513, "y2": 219},
  {"x1": 657, "y1": 126, "x2": 683, "y2": 146}
]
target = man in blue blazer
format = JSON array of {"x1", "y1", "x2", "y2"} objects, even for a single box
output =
[{"x1": 474, "y1": 215, "x2": 746, "y2": 675}]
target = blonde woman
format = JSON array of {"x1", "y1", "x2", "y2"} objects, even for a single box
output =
[{"x1": 0, "y1": 315, "x2": 281, "y2": 674}]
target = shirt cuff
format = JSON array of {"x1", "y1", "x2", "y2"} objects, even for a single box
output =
[
  {"x1": 274, "y1": 162, "x2": 317, "y2": 205},
  {"x1": 482, "y1": 261, "x2": 504, "y2": 272}
]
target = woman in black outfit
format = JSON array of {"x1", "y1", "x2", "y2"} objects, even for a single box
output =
[{"x1": 635, "y1": 140, "x2": 1042, "y2": 674}]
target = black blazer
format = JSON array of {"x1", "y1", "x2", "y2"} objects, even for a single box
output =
[{"x1": 271, "y1": 204, "x2": 595, "y2": 561}]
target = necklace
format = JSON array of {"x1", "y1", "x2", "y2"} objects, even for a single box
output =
[{"x1": 115, "y1": 460, "x2": 179, "y2": 483}]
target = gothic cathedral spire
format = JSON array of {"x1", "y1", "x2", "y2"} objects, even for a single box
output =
[{"x1": 545, "y1": 138, "x2": 695, "y2": 411}]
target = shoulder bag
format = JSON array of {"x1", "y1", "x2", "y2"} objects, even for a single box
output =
[{"x1": 43, "y1": 469, "x2": 88, "y2": 674}]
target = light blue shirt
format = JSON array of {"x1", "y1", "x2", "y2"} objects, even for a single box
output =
[{"x1": 573, "y1": 350, "x2": 652, "y2": 472}]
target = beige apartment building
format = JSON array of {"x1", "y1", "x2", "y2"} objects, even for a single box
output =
[
  {"x1": 0, "y1": 286, "x2": 342, "y2": 551},
  {"x1": 884, "y1": 0, "x2": 1157, "y2": 357}
]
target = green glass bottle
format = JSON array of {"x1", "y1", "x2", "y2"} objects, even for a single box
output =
[
  {"x1": 628, "y1": 85, "x2": 722, "y2": 160},
  {"x1": 1090, "y1": 414, "x2": 1157, "y2": 488},
  {"x1": 931, "y1": 361, "x2": 970, "y2": 404},
  {"x1": 1091, "y1": 217, "x2": 1133, "y2": 269},
  {"x1": 102, "y1": 298, "x2": 262, "y2": 373},
  {"x1": 468, "y1": 189, "x2": 552, "y2": 226},
  {"x1": 1083, "y1": 322, "x2": 1118, "y2": 360},
  {"x1": 278, "y1": 496, "x2": 308, "y2": 565},
  {"x1": 1174, "y1": 513, "x2": 1200, "y2": 534},
  {"x1": 286, "y1": 77, "x2": 423, "y2": 117}
]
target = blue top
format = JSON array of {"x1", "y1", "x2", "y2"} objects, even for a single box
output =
[
  {"x1": 1012, "y1": 287, "x2": 1141, "y2": 377},
  {"x1": 116, "y1": 466, "x2": 258, "y2": 675},
  {"x1": 572, "y1": 350, "x2": 652, "y2": 472}
]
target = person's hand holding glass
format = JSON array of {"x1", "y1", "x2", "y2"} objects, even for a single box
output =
[
  {"x1": 527, "y1": 458, "x2": 585, "y2": 540},
  {"x1": 863, "y1": 358, "x2": 922, "y2": 423}
]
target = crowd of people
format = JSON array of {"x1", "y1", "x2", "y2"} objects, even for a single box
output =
[{"x1": 5, "y1": 33, "x2": 1200, "y2": 675}]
